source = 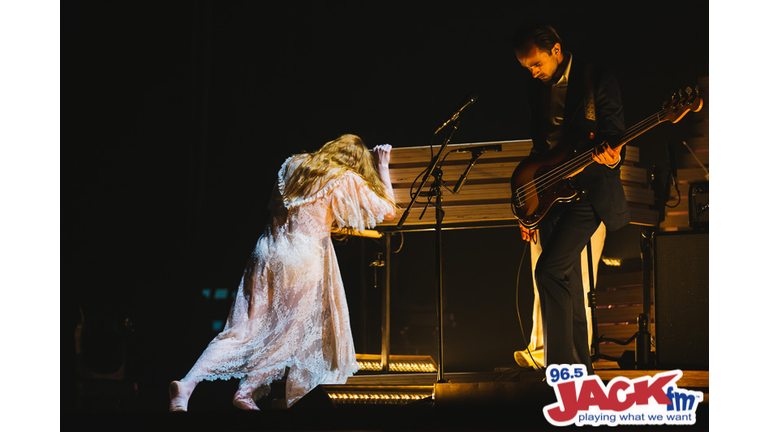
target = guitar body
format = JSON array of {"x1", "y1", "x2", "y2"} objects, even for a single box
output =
[{"x1": 510, "y1": 141, "x2": 583, "y2": 229}]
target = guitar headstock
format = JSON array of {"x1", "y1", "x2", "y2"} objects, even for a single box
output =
[{"x1": 661, "y1": 86, "x2": 704, "y2": 124}]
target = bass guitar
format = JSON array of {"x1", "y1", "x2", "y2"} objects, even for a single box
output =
[{"x1": 510, "y1": 87, "x2": 703, "y2": 229}]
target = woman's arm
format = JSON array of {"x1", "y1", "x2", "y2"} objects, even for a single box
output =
[{"x1": 372, "y1": 144, "x2": 396, "y2": 219}]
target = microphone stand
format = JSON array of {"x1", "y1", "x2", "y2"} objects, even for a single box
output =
[{"x1": 396, "y1": 121, "x2": 460, "y2": 384}]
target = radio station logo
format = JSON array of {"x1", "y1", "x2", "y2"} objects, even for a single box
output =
[{"x1": 543, "y1": 364, "x2": 703, "y2": 427}]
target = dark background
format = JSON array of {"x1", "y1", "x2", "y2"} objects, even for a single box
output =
[{"x1": 62, "y1": 0, "x2": 709, "y2": 413}]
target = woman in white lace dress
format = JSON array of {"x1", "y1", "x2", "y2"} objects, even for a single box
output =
[{"x1": 169, "y1": 134, "x2": 396, "y2": 411}]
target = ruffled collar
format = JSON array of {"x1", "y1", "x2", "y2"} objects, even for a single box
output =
[{"x1": 277, "y1": 154, "x2": 349, "y2": 209}]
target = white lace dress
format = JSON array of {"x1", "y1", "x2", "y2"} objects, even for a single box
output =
[{"x1": 183, "y1": 154, "x2": 395, "y2": 407}]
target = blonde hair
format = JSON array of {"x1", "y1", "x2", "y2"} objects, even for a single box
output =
[{"x1": 282, "y1": 134, "x2": 394, "y2": 207}]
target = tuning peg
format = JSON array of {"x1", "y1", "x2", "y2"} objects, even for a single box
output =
[{"x1": 681, "y1": 87, "x2": 695, "y2": 104}]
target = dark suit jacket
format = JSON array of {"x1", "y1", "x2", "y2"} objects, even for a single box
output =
[{"x1": 525, "y1": 55, "x2": 630, "y2": 231}]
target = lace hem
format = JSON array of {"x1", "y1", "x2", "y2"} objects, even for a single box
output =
[
  {"x1": 249, "y1": 371, "x2": 287, "y2": 403},
  {"x1": 189, "y1": 371, "x2": 247, "y2": 383},
  {"x1": 186, "y1": 359, "x2": 359, "y2": 406},
  {"x1": 185, "y1": 355, "x2": 359, "y2": 406}
]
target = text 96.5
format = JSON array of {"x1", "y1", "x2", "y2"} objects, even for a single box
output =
[{"x1": 546, "y1": 364, "x2": 587, "y2": 385}]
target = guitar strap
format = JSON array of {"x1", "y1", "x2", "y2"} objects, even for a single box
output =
[{"x1": 583, "y1": 63, "x2": 597, "y2": 134}]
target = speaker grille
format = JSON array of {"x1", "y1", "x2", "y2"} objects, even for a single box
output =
[{"x1": 653, "y1": 232, "x2": 709, "y2": 369}]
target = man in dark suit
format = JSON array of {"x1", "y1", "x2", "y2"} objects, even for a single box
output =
[{"x1": 512, "y1": 23, "x2": 630, "y2": 374}]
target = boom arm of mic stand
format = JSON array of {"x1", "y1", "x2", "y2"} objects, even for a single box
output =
[{"x1": 435, "y1": 96, "x2": 476, "y2": 135}]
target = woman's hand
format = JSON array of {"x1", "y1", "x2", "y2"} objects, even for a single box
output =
[
  {"x1": 372, "y1": 144, "x2": 392, "y2": 167},
  {"x1": 372, "y1": 143, "x2": 395, "y2": 200}
]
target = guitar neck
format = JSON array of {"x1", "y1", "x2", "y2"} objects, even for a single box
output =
[
  {"x1": 608, "y1": 110, "x2": 667, "y2": 151},
  {"x1": 567, "y1": 110, "x2": 668, "y2": 175}
]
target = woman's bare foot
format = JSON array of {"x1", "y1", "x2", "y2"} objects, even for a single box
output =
[
  {"x1": 232, "y1": 390, "x2": 261, "y2": 411},
  {"x1": 169, "y1": 380, "x2": 196, "y2": 412}
]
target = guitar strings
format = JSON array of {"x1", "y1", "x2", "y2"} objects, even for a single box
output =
[
  {"x1": 514, "y1": 94, "x2": 698, "y2": 212},
  {"x1": 531, "y1": 93, "x2": 696, "y2": 192},
  {"x1": 514, "y1": 113, "x2": 654, "y2": 198},
  {"x1": 514, "y1": 116, "x2": 649, "y2": 203},
  {"x1": 513, "y1": 110, "x2": 666, "y2": 205},
  {"x1": 515, "y1": 132, "x2": 630, "y2": 201},
  {"x1": 513, "y1": 115, "x2": 658, "y2": 207},
  {"x1": 527, "y1": 112, "x2": 661, "y2": 190}
]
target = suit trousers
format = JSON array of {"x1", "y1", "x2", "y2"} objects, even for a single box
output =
[
  {"x1": 536, "y1": 198, "x2": 601, "y2": 375},
  {"x1": 515, "y1": 222, "x2": 606, "y2": 369}
]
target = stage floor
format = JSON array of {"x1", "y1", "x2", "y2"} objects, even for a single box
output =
[{"x1": 64, "y1": 365, "x2": 710, "y2": 431}]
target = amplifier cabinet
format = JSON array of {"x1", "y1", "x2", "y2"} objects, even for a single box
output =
[{"x1": 653, "y1": 231, "x2": 709, "y2": 370}]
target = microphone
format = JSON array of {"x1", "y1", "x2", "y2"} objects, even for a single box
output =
[
  {"x1": 435, "y1": 94, "x2": 479, "y2": 134},
  {"x1": 452, "y1": 144, "x2": 501, "y2": 194}
]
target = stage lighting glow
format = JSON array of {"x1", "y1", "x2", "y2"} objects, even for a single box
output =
[
  {"x1": 324, "y1": 387, "x2": 434, "y2": 404},
  {"x1": 355, "y1": 354, "x2": 438, "y2": 373}
]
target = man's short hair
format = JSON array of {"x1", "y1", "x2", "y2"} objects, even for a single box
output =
[{"x1": 512, "y1": 23, "x2": 562, "y2": 54}]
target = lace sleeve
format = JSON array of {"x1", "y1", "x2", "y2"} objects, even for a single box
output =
[{"x1": 330, "y1": 172, "x2": 396, "y2": 232}]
